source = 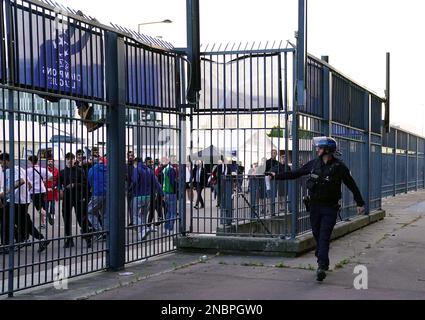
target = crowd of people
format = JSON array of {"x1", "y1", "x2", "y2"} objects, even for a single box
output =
[
  {"x1": 0, "y1": 147, "x2": 109, "y2": 253},
  {"x1": 0, "y1": 147, "x2": 292, "y2": 254}
]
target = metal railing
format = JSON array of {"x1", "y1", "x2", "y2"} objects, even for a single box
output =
[
  {"x1": 0, "y1": 0, "x2": 185, "y2": 296},
  {"x1": 382, "y1": 127, "x2": 425, "y2": 197}
]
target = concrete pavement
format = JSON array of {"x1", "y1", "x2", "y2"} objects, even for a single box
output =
[{"x1": 8, "y1": 190, "x2": 425, "y2": 300}]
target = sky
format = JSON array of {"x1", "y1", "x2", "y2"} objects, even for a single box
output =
[{"x1": 64, "y1": 0, "x2": 425, "y2": 136}]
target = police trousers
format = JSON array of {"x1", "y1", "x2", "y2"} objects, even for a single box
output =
[{"x1": 309, "y1": 203, "x2": 339, "y2": 269}]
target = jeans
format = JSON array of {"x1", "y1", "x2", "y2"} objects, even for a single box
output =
[
  {"x1": 309, "y1": 203, "x2": 339, "y2": 269},
  {"x1": 164, "y1": 193, "x2": 177, "y2": 232},
  {"x1": 266, "y1": 180, "x2": 277, "y2": 216},
  {"x1": 249, "y1": 177, "x2": 259, "y2": 219},
  {"x1": 88, "y1": 196, "x2": 107, "y2": 232},
  {"x1": 46, "y1": 201, "x2": 56, "y2": 220},
  {"x1": 132, "y1": 196, "x2": 151, "y2": 236}
]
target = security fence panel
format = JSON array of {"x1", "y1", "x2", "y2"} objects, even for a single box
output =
[
  {"x1": 10, "y1": 0, "x2": 105, "y2": 100},
  {"x1": 0, "y1": 88, "x2": 108, "y2": 296},
  {"x1": 419, "y1": 138, "x2": 425, "y2": 189},
  {"x1": 381, "y1": 127, "x2": 425, "y2": 197},
  {"x1": 190, "y1": 44, "x2": 295, "y2": 238},
  {"x1": 303, "y1": 57, "x2": 323, "y2": 117},
  {"x1": 124, "y1": 37, "x2": 185, "y2": 263},
  {"x1": 0, "y1": 0, "x2": 5, "y2": 84},
  {"x1": 370, "y1": 135, "x2": 382, "y2": 210}
]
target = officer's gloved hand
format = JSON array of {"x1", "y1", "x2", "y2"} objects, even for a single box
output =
[
  {"x1": 357, "y1": 206, "x2": 366, "y2": 215},
  {"x1": 265, "y1": 172, "x2": 275, "y2": 177}
]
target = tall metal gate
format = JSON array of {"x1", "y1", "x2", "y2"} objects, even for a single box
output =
[
  {"x1": 189, "y1": 44, "x2": 385, "y2": 238},
  {"x1": 0, "y1": 0, "x2": 185, "y2": 296}
]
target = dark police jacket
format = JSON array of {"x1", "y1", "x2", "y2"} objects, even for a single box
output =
[
  {"x1": 274, "y1": 157, "x2": 365, "y2": 207},
  {"x1": 58, "y1": 166, "x2": 87, "y2": 200}
]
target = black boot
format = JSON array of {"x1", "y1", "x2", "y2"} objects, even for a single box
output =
[
  {"x1": 64, "y1": 238, "x2": 75, "y2": 248},
  {"x1": 38, "y1": 239, "x2": 51, "y2": 253},
  {"x1": 316, "y1": 266, "x2": 327, "y2": 282}
]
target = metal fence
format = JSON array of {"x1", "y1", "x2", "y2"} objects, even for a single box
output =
[
  {"x1": 382, "y1": 127, "x2": 425, "y2": 197},
  {"x1": 0, "y1": 0, "x2": 184, "y2": 296},
  {"x1": 1, "y1": 0, "x2": 425, "y2": 298},
  {"x1": 190, "y1": 46, "x2": 386, "y2": 238}
]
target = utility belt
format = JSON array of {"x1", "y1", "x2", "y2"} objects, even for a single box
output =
[{"x1": 303, "y1": 195, "x2": 341, "y2": 212}]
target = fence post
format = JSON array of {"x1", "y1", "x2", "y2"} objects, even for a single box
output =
[
  {"x1": 406, "y1": 134, "x2": 409, "y2": 194},
  {"x1": 393, "y1": 129, "x2": 397, "y2": 196},
  {"x1": 321, "y1": 56, "x2": 331, "y2": 137},
  {"x1": 5, "y1": 0, "x2": 15, "y2": 297},
  {"x1": 363, "y1": 93, "x2": 371, "y2": 213},
  {"x1": 176, "y1": 57, "x2": 187, "y2": 235},
  {"x1": 105, "y1": 31, "x2": 126, "y2": 271},
  {"x1": 416, "y1": 137, "x2": 419, "y2": 191},
  {"x1": 291, "y1": 0, "x2": 306, "y2": 239}
]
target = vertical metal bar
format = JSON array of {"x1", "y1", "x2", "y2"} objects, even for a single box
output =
[
  {"x1": 292, "y1": 0, "x2": 306, "y2": 238},
  {"x1": 321, "y1": 56, "x2": 330, "y2": 136},
  {"x1": 416, "y1": 136, "x2": 419, "y2": 191},
  {"x1": 5, "y1": 0, "x2": 15, "y2": 297},
  {"x1": 406, "y1": 134, "x2": 409, "y2": 194},
  {"x1": 186, "y1": 0, "x2": 200, "y2": 101},
  {"x1": 363, "y1": 93, "x2": 371, "y2": 213},
  {"x1": 105, "y1": 31, "x2": 126, "y2": 271},
  {"x1": 393, "y1": 129, "x2": 396, "y2": 196}
]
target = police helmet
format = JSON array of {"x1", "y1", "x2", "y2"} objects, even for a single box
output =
[{"x1": 312, "y1": 136, "x2": 337, "y2": 154}]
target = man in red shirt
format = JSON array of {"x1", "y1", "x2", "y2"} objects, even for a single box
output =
[{"x1": 46, "y1": 158, "x2": 59, "y2": 226}]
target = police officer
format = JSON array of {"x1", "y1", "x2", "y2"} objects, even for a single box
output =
[{"x1": 267, "y1": 137, "x2": 366, "y2": 281}]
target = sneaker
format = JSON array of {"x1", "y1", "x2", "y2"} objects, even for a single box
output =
[
  {"x1": 154, "y1": 218, "x2": 164, "y2": 227},
  {"x1": 63, "y1": 239, "x2": 75, "y2": 248},
  {"x1": 48, "y1": 216, "x2": 54, "y2": 226},
  {"x1": 186, "y1": 201, "x2": 191, "y2": 204},
  {"x1": 17, "y1": 239, "x2": 32, "y2": 249},
  {"x1": 96, "y1": 234, "x2": 106, "y2": 242},
  {"x1": 40, "y1": 224, "x2": 46, "y2": 229},
  {"x1": 138, "y1": 230, "x2": 147, "y2": 241},
  {"x1": 316, "y1": 268, "x2": 327, "y2": 282},
  {"x1": 37, "y1": 239, "x2": 51, "y2": 253}
]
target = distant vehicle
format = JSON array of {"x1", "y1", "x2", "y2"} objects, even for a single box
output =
[
  {"x1": 37, "y1": 142, "x2": 91, "y2": 169},
  {"x1": 49, "y1": 135, "x2": 84, "y2": 144}
]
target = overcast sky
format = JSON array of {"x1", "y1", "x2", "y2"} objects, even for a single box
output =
[{"x1": 65, "y1": 0, "x2": 425, "y2": 135}]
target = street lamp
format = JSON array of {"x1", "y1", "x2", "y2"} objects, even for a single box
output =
[{"x1": 137, "y1": 19, "x2": 172, "y2": 33}]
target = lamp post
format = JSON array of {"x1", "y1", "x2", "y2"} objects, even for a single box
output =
[{"x1": 137, "y1": 19, "x2": 172, "y2": 33}]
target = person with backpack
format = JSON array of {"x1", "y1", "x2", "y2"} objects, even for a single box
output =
[
  {"x1": 267, "y1": 137, "x2": 365, "y2": 282},
  {"x1": 26, "y1": 156, "x2": 53, "y2": 229}
]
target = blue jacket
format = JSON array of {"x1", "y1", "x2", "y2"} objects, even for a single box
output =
[
  {"x1": 132, "y1": 163, "x2": 164, "y2": 197},
  {"x1": 88, "y1": 163, "x2": 107, "y2": 197}
]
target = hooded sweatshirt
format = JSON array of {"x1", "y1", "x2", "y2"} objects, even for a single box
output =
[
  {"x1": 88, "y1": 163, "x2": 108, "y2": 197},
  {"x1": 132, "y1": 162, "x2": 164, "y2": 197}
]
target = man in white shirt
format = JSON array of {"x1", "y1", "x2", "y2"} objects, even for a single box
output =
[
  {"x1": 26, "y1": 156, "x2": 53, "y2": 228},
  {"x1": 0, "y1": 153, "x2": 49, "y2": 253}
]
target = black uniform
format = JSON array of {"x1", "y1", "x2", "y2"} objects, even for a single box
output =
[
  {"x1": 274, "y1": 156, "x2": 365, "y2": 269},
  {"x1": 58, "y1": 166, "x2": 91, "y2": 240}
]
